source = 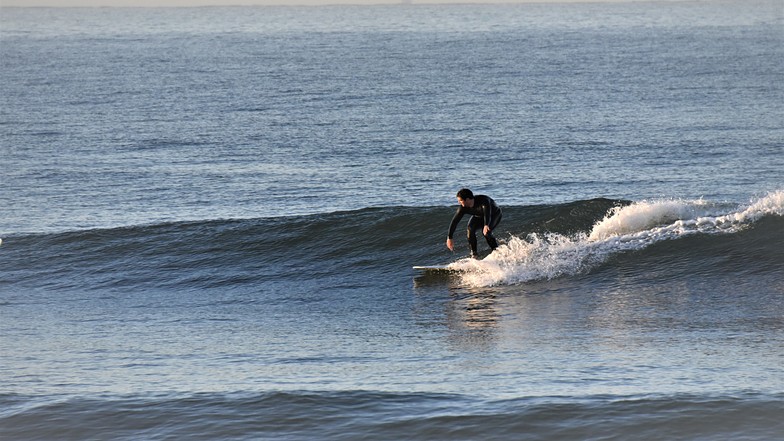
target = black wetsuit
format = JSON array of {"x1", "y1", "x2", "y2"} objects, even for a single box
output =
[{"x1": 447, "y1": 195, "x2": 502, "y2": 257}]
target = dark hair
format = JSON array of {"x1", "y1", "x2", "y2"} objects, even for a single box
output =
[{"x1": 456, "y1": 188, "x2": 474, "y2": 200}]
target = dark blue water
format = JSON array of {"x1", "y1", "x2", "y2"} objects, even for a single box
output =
[{"x1": 1, "y1": 2, "x2": 783, "y2": 439}]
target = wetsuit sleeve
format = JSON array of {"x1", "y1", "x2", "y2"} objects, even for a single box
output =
[
  {"x1": 447, "y1": 207, "x2": 464, "y2": 239},
  {"x1": 483, "y1": 202, "x2": 493, "y2": 228},
  {"x1": 474, "y1": 196, "x2": 495, "y2": 228}
]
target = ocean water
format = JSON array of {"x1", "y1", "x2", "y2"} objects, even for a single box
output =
[{"x1": 1, "y1": 1, "x2": 783, "y2": 440}]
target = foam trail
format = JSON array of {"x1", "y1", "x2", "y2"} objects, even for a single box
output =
[{"x1": 451, "y1": 191, "x2": 784, "y2": 287}]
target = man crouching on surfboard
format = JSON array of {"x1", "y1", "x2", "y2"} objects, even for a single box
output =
[{"x1": 446, "y1": 188, "x2": 503, "y2": 259}]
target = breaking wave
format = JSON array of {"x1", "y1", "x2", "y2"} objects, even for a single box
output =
[{"x1": 451, "y1": 191, "x2": 784, "y2": 287}]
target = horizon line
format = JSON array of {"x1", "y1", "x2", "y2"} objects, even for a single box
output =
[{"x1": 0, "y1": 0, "x2": 723, "y2": 9}]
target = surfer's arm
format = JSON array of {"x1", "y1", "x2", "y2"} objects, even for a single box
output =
[
  {"x1": 482, "y1": 203, "x2": 493, "y2": 235},
  {"x1": 446, "y1": 208, "x2": 464, "y2": 250},
  {"x1": 447, "y1": 208, "x2": 464, "y2": 239}
]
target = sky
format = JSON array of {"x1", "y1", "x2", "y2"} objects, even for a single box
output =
[{"x1": 0, "y1": 0, "x2": 678, "y2": 8}]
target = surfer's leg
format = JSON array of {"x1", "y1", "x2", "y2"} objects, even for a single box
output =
[
  {"x1": 485, "y1": 233, "x2": 499, "y2": 250},
  {"x1": 466, "y1": 216, "x2": 481, "y2": 258},
  {"x1": 485, "y1": 211, "x2": 502, "y2": 250}
]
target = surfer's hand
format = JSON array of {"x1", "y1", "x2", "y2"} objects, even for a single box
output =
[
  {"x1": 483, "y1": 225, "x2": 491, "y2": 236},
  {"x1": 446, "y1": 238, "x2": 454, "y2": 251}
]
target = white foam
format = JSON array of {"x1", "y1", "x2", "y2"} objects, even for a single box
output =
[
  {"x1": 588, "y1": 198, "x2": 714, "y2": 241},
  {"x1": 451, "y1": 191, "x2": 784, "y2": 288}
]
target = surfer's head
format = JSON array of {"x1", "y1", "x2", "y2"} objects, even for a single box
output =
[
  {"x1": 456, "y1": 189, "x2": 474, "y2": 200},
  {"x1": 456, "y1": 188, "x2": 474, "y2": 208}
]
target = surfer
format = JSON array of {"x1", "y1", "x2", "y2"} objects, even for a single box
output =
[{"x1": 446, "y1": 188, "x2": 502, "y2": 259}]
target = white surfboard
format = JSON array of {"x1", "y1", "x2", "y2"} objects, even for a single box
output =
[{"x1": 412, "y1": 264, "x2": 461, "y2": 272}]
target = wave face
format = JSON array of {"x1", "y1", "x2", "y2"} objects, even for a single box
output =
[{"x1": 1, "y1": 192, "x2": 783, "y2": 292}]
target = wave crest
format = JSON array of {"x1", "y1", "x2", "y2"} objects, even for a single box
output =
[{"x1": 588, "y1": 199, "x2": 711, "y2": 241}]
